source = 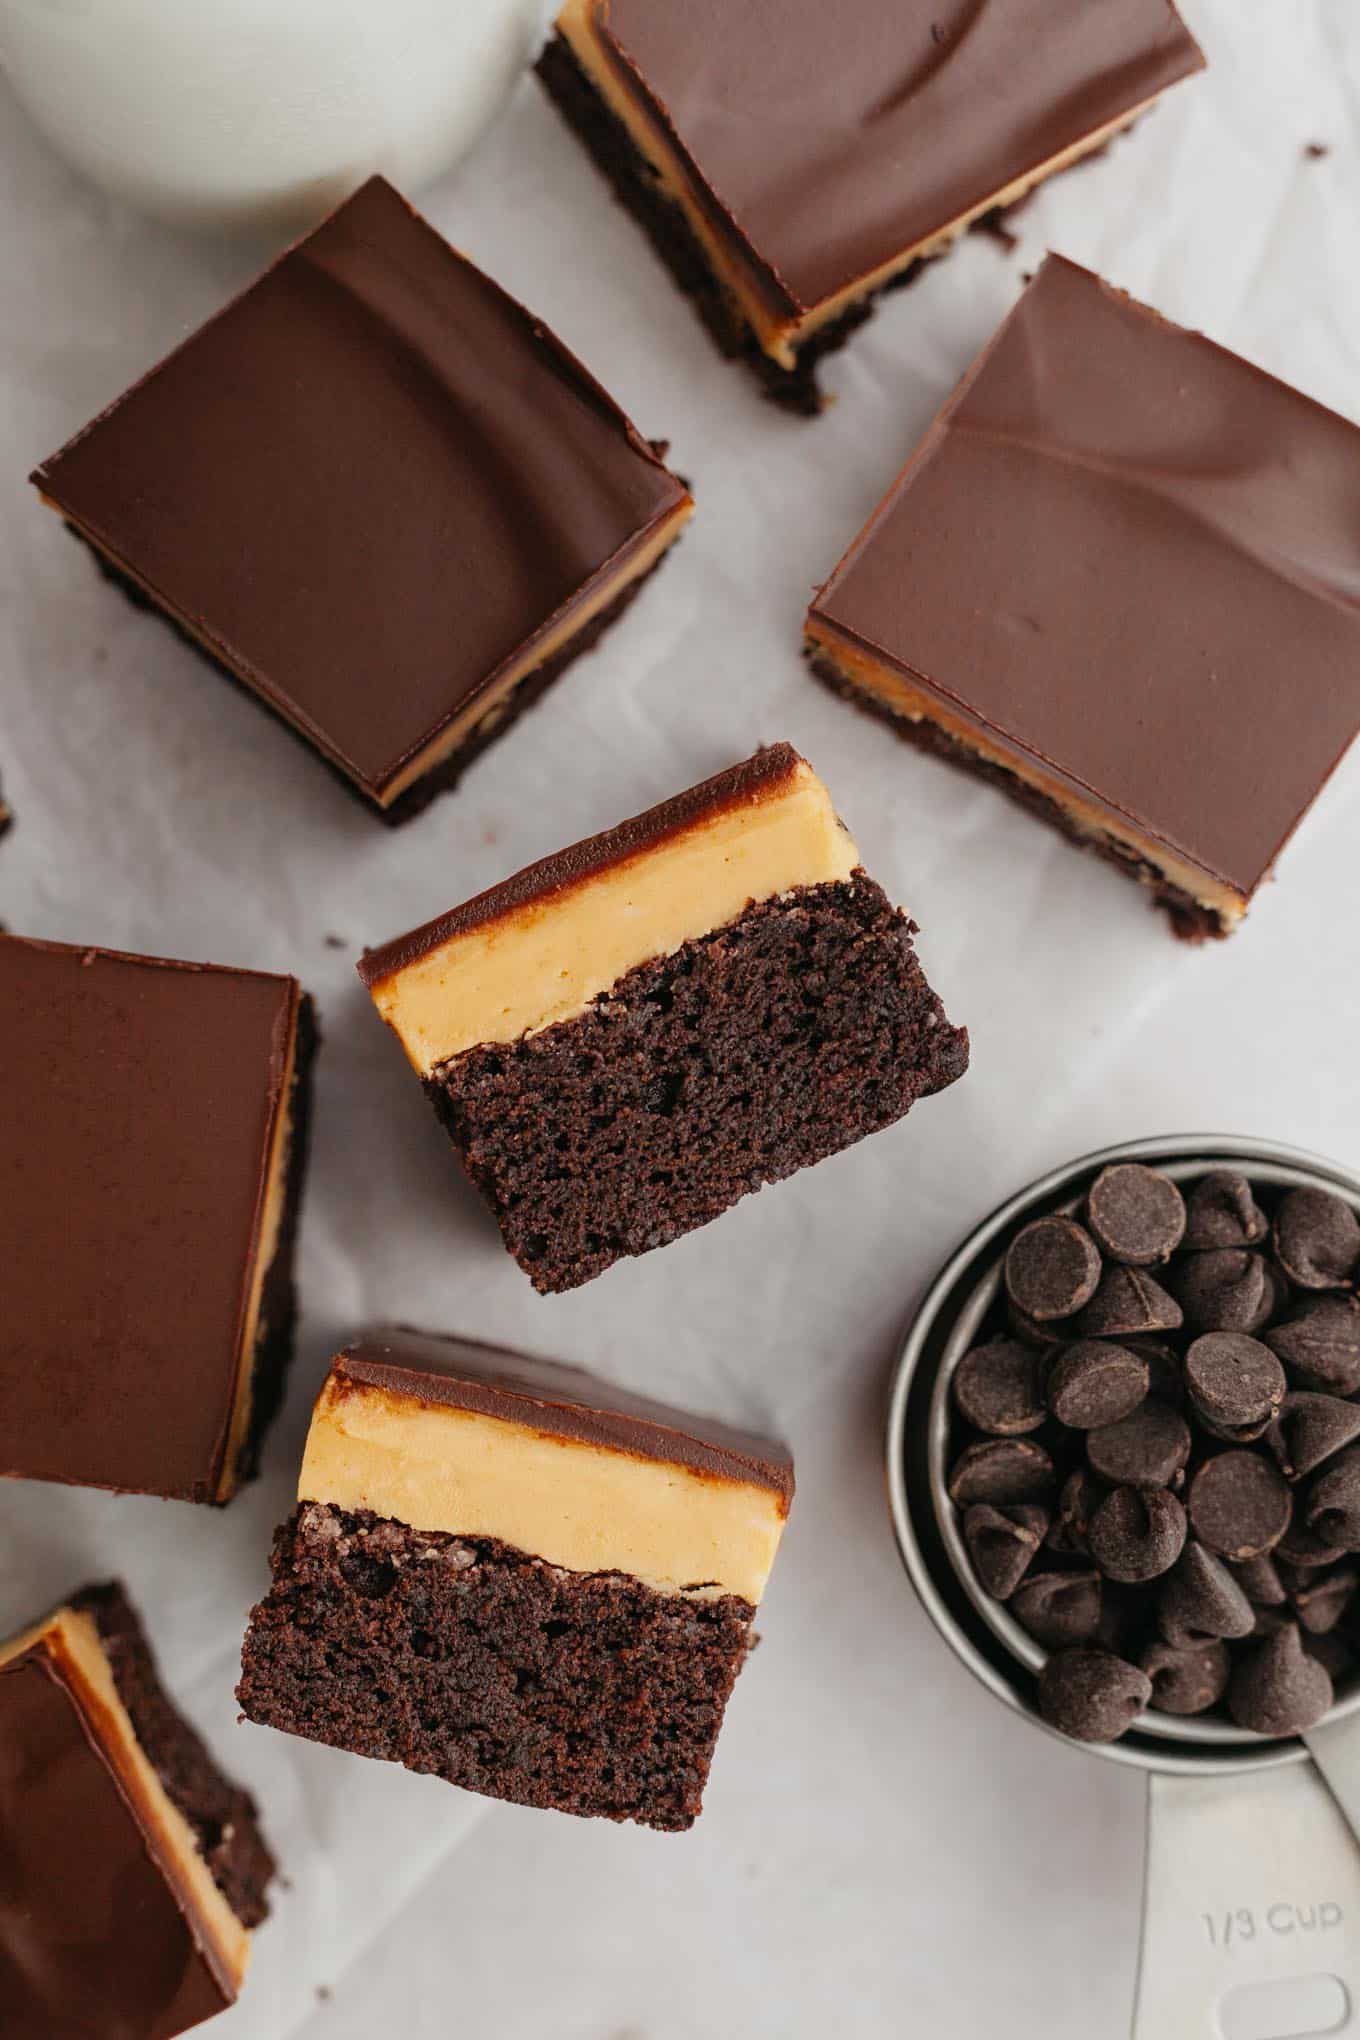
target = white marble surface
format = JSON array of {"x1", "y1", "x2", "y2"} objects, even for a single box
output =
[{"x1": 1, "y1": 3, "x2": 1358, "y2": 2034}]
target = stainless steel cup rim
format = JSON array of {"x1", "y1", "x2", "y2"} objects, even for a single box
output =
[{"x1": 885, "y1": 1133, "x2": 1360, "y2": 1777}]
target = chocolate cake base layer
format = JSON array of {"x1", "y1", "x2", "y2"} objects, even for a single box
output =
[
  {"x1": 72, "y1": 528, "x2": 676, "y2": 825},
  {"x1": 77, "y1": 1583, "x2": 275, "y2": 1928},
  {"x1": 238, "y1": 1504, "x2": 755, "y2": 1831},
  {"x1": 807, "y1": 653, "x2": 1227, "y2": 942},
  {"x1": 539, "y1": 32, "x2": 999, "y2": 415},
  {"x1": 430, "y1": 873, "x2": 968, "y2": 1292},
  {"x1": 236, "y1": 992, "x2": 319, "y2": 1491}
]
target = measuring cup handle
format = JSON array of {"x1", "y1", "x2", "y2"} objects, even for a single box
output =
[{"x1": 1133, "y1": 1760, "x2": 1360, "y2": 2039}]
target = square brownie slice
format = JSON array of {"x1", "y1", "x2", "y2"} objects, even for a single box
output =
[
  {"x1": 238, "y1": 1329, "x2": 793, "y2": 1830},
  {"x1": 538, "y1": 0, "x2": 1203, "y2": 412},
  {"x1": 807, "y1": 256, "x2": 1360, "y2": 938},
  {"x1": 30, "y1": 176, "x2": 692, "y2": 821},
  {"x1": 358, "y1": 742, "x2": 967, "y2": 1291},
  {"x1": 0, "y1": 933, "x2": 315, "y2": 1500},
  {"x1": 1, "y1": 1581, "x2": 275, "y2": 2037}
]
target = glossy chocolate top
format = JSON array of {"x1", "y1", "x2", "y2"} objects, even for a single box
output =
[
  {"x1": 0, "y1": 933, "x2": 297, "y2": 1501},
  {"x1": 32, "y1": 177, "x2": 687, "y2": 801},
  {"x1": 358, "y1": 742, "x2": 806, "y2": 984},
  {"x1": 592, "y1": 0, "x2": 1203, "y2": 311},
  {"x1": 335, "y1": 1328, "x2": 795, "y2": 1504},
  {"x1": 812, "y1": 257, "x2": 1360, "y2": 897},
  {"x1": 0, "y1": 1620, "x2": 232, "y2": 2038}
]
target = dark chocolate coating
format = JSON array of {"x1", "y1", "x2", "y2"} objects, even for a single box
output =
[
  {"x1": 0, "y1": 1610, "x2": 236, "y2": 2036},
  {"x1": 811, "y1": 256, "x2": 1360, "y2": 901},
  {"x1": 360, "y1": 743, "x2": 809, "y2": 985},
  {"x1": 0, "y1": 933, "x2": 298, "y2": 1502},
  {"x1": 32, "y1": 177, "x2": 687, "y2": 806},
  {"x1": 592, "y1": 0, "x2": 1202, "y2": 312},
  {"x1": 334, "y1": 1329, "x2": 794, "y2": 1504}
]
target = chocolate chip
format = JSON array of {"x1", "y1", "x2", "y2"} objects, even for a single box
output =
[
  {"x1": 948, "y1": 1437, "x2": 1055, "y2": 1506},
  {"x1": 1305, "y1": 1631, "x2": 1355, "y2": 1682},
  {"x1": 1158, "y1": 1542, "x2": 1255, "y2": 1645},
  {"x1": 1037, "y1": 1649, "x2": 1152, "y2": 1743},
  {"x1": 1046, "y1": 1468, "x2": 1106, "y2": 1556},
  {"x1": 1128, "y1": 1339, "x2": 1186, "y2": 1407},
  {"x1": 1228, "y1": 1553, "x2": 1288, "y2": 1607},
  {"x1": 1290, "y1": 1565, "x2": 1357, "y2": 1636},
  {"x1": 1089, "y1": 1485, "x2": 1187, "y2": 1583},
  {"x1": 953, "y1": 1338, "x2": 1047, "y2": 1435},
  {"x1": 1188, "y1": 1451, "x2": 1293, "y2": 1559},
  {"x1": 1006, "y1": 1298, "x2": 1067, "y2": 1349},
  {"x1": 1005, "y1": 1217, "x2": 1102, "y2": 1322},
  {"x1": 963, "y1": 1504, "x2": 1049, "y2": 1600},
  {"x1": 1087, "y1": 1401, "x2": 1192, "y2": 1489},
  {"x1": 1228, "y1": 1623, "x2": 1333, "y2": 1735},
  {"x1": 1076, "y1": 1266, "x2": 1183, "y2": 1340},
  {"x1": 1141, "y1": 1638, "x2": 1230, "y2": 1715},
  {"x1": 1086, "y1": 1165, "x2": 1186, "y2": 1267},
  {"x1": 1275, "y1": 1517, "x2": 1348, "y2": 1571},
  {"x1": 1045, "y1": 1341, "x2": 1149, "y2": 1430},
  {"x1": 1306, "y1": 1449, "x2": 1360, "y2": 1552},
  {"x1": 1012, "y1": 1570, "x2": 1103, "y2": 1648},
  {"x1": 1171, "y1": 1250, "x2": 1271, "y2": 1335},
  {"x1": 1184, "y1": 1333, "x2": 1286, "y2": 1442},
  {"x1": 1267, "y1": 1393, "x2": 1360, "y2": 1482},
  {"x1": 1183, "y1": 1171, "x2": 1268, "y2": 1251},
  {"x1": 1265, "y1": 1298, "x2": 1360, "y2": 1394},
  {"x1": 1274, "y1": 1188, "x2": 1360, "y2": 1291}
]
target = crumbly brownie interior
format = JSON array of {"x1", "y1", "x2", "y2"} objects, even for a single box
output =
[
  {"x1": 806, "y1": 653, "x2": 1226, "y2": 942},
  {"x1": 536, "y1": 32, "x2": 940, "y2": 415},
  {"x1": 75, "y1": 531, "x2": 675, "y2": 825},
  {"x1": 238, "y1": 1504, "x2": 756, "y2": 1832},
  {"x1": 428, "y1": 874, "x2": 968, "y2": 1292},
  {"x1": 76, "y1": 1583, "x2": 275, "y2": 1928},
  {"x1": 236, "y1": 993, "x2": 319, "y2": 1488}
]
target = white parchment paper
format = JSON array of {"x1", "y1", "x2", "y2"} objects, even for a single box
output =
[{"x1": 2, "y1": 2, "x2": 1359, "y2": 2033}]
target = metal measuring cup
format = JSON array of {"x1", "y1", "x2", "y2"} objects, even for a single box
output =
[{"x1": 887, "y1": 1136, "x2": 1360, "y2": 2040}]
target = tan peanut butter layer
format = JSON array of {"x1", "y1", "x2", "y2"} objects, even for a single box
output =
[
  {"x1": 360, "y1": 743, "x2": 859, "y2": 1076},
  {"x1": 554, "y1": 0, "x2": 1201, "y2": 370},
  {"x1": 805, "y1": 623, "x2": 1247, "y2": 926},
  {"x1": 298, "y1": 1335, "x2": 793, "y2": 1605},
  {"x1": 0, "y1": 1607, "x2": 250, "y2": 1996}
]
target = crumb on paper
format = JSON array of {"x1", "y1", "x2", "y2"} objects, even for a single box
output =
[
  {"x1": 324, "y1": 933, "x2": 347, "y2": 950},
  {"x1": 1304, "y1": 141, "x2": 1331, "y2": 159}
]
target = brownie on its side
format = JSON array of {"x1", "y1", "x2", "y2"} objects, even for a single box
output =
[
  {"x1": 358, "y1": 743, "x2": 967, "y2": 1292},
  {"x1": 31, "y1": 176, "x2": 691, "y2": 822},
  {"x1": 239, "y1": 1331, "x2": 794, "y2": 1830},
  {"x1": 1, "y1": 1581, "x2": 275, "y2": 2037},
  {"x1": 0, "y1": 932, "x2": 315, "y2": 1501},
  {"x1": 538, "y1": 0, "x2": 1203, "y2": 412},
  {"x1": 806, "y1": 257, "x2": 1360, "y2": 939}
]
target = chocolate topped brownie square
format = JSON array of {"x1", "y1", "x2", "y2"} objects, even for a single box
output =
[
  {"x1": 358, "y1": 743, "x2": 967, "y2": 1290},
  {"x1": 808, "y1": 256, "x2": 1360, "y2": 937},
  {"x1": 239, "y1": 1329, "x2": 793, "y2": 1829},
  {"x1": 0, "y1": 932, "x2": 314, "y2": 1501},
  {"x1": 31, "y1": 176, "x2": 691, "y2": 820},
  {"x1": 1, "y1": 1581, "x2": 274, "y2": 2037},
  {"x1": 538, "y1": 0, "x2": 1203, "y2": 410}
]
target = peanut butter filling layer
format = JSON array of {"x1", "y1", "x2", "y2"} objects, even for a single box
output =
[
  {"x1": 806, "y1": 622, "x2": 1247, "y2": 925},
  {"x1": 0, "y1": 1608, "x2": 250, "y2": 1995},
  {"x1": 44, "y1": 497, "x2": 691, "y2": 807},
  {"x1": 555, "y1": 0, "x2": 1161, "y2": 370},
  {"x1": 299, "y1": 1371, "x2": 789, "y2": 1605},
  {"x1": 366, "y1": 751, "x2": 859, "y2": 1075},
  {"x1": 218, "y1": 993, "x2": 300, "y2": 1502}
]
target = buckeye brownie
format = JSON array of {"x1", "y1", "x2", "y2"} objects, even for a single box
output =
[
  {"x1": 358, "y1": 743, "x2": 967, "y2": 1291},
  {"x1": 808, "y1": 257, "x2": 1360, "y2": 938},
  {"x1": 0, "y1": 932, "x2": 314, "y2": 1501},
  {"x1": 537, "y1": 0, "x2": 1203, "y2": 411},
  {"x1": 238, "y1": 1330, "x2": 794, "y2": 1830},
  {"x1": 31, "y1": 176, "x2": 691, "y2": 821},
  {"x1": 1, "y1": 1581, "x2": 275, "y2": 2036}
]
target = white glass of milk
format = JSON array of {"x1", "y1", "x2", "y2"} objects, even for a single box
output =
[{"x1": 0, "y1": 0, "x2": 548, "y2": 228}]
